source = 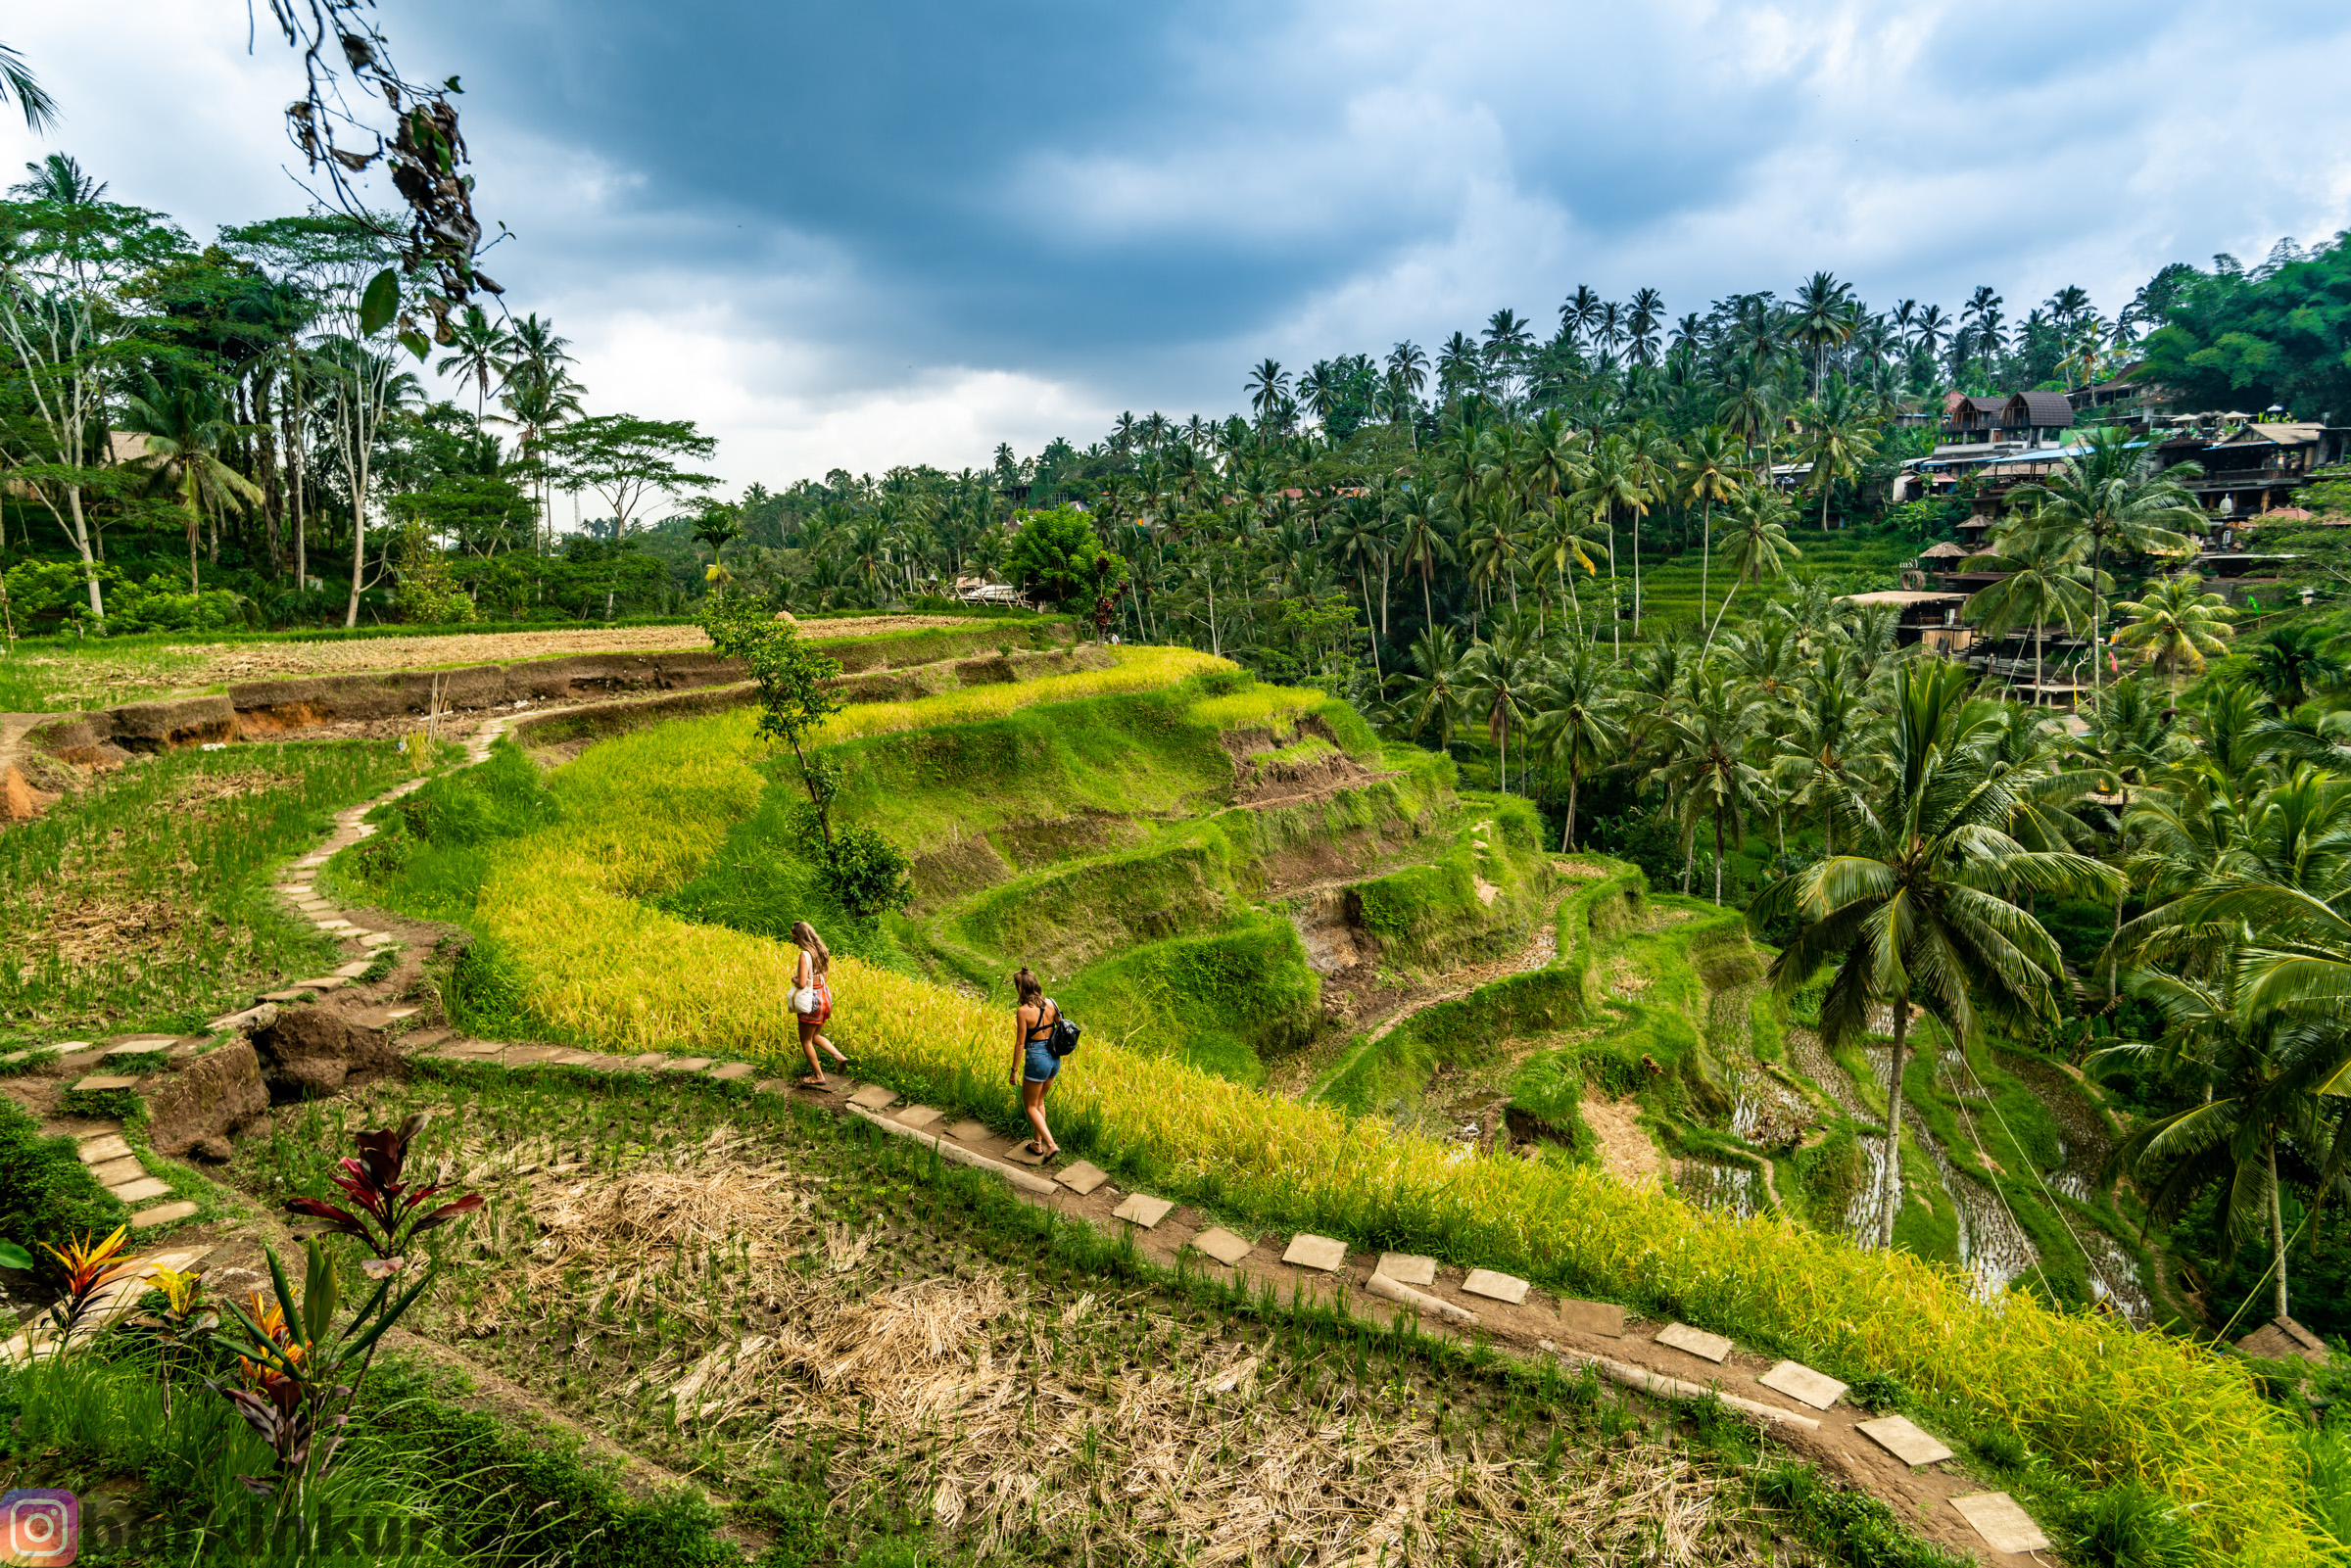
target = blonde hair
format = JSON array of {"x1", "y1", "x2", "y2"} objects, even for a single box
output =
[{"x1": 790, "y1": 922, "x2": 830, "y2": 975}]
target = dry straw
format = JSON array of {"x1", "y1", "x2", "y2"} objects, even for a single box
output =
[{"x1": 465, "y1": 670, "x2": 2326, "y2": 1564}]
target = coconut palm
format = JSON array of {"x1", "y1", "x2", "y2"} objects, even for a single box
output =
[
  {"x1": 1775, "y1": 648, "x2": 1876, "y2": 855},
  {"x1": 2113, "y1": 575, "x2": 2235, "y2": 697},
  {"x1": 1798, "y1": 387, "x2": 1879, "y2": 531},
  {"x1": 1530, "y1": 643, "x2": 1623, "y2": 850},
  {"x1": 2107, "y1": 965, "x2": 2344, "y2": 1325},
  {"x1": 1790, "y1": 271, "x2": 1854, "y2": 398},
  {"x1": 1391, "y1": 625, "x2": 1468, "y2": 752},
  {"x1": 1675, "y1": 426, "x2": 1745, "y2": 634},
  {"x1": 1961, "y1": 516, "x2": 2098, "y2": 703},
  {"x1": 1, "y1": 41, "x2": 58, "y2": 131},
  {"x1": 2006, "y1": 425, "x2": 2206, "y2": 696},
  {"x1": 1752, "y1": 659, "x2": 2117, "y2": 1248},
  {"x1": 1650, "y1": 669, "x2": 1768, "y2": 906},
  {"x1": 1705, "y1": 490, "x2": 1801, "y2": 650},
  {"x1": 435, "y1": 305, "x2": 514, "y2": 422},
  {"x1": 1461, "y1": 629, "x2": 1546, "y2": 796},
  {"x1": 120, "y1": 369, "x2": 264, "y2": 593},
  {"x1": 2245, "y1": 624, "x2": 2346, "y2": 712},
  {"x1": 1393, "y1": 491, "x2": 1454, "y2": 632}
]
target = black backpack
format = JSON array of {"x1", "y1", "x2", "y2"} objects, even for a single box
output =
[{"x1": 1046, "y1": 1000, "x2": 1082, "y2": 1059}]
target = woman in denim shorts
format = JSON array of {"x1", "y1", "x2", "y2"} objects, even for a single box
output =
[{"x1": 1010, "y1": 967, "x2": 1061, "y2": 1159}]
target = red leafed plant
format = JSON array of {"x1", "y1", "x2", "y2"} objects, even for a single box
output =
[
  {"x1": 284, "y1": 1112, "x2": 481, "y2": 1259},
  {"x1": 209, "y1": 1116, "x2": 481, "y2": 1507}
]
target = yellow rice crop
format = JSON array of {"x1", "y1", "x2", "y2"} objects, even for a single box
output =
[
  {"x1": 814, "y1": 643, "x2": 1232, "y2": 745},
  {"x1": 466, "y1": 704, "x2": 2326, "y2": 1566}
]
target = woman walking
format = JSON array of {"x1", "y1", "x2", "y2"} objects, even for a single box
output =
[
  {"x1": 1010, "y1": 968, "x2": 1060, "y2": 1159},
  {"x1": 791, "y1": 921, "x2": 849, "y2": 1087}
]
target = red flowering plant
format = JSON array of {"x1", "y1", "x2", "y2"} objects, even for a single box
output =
[{"x1": 210, "y1": 1116, "x2": 480, "y2": 1506}]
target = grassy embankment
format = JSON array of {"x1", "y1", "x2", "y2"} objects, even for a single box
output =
[
  {"x1": 0, "y1": 609, "x2": 1072, "y2": 713},
  {"x1": 338, "y1": 657, "x2": 2333, "y2": 1564},
  {"x1": 0, "y1": 740, "x2": 416, "y2": 1045},
  {"x1": 640, "y1": 653, "x2": 1542, "y2": 1083}
]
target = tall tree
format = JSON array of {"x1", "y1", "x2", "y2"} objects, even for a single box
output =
[
  {"x1": 0, "y1": 169, "x2": 189, "y2": 622},
  {"x1": 1753, "y1": 660, "x2": 2116, "y2": 1248},
  {"x1": 2006, "y1": 425, "x2": 2205, "y2": 696}
]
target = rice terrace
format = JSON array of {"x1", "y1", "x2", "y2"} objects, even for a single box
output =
[{"x1": 9, "y1": 5, "x2": 2351, "y2": 1568}]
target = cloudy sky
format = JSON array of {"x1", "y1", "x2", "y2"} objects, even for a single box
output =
[{"x1": 7, "y1": 0, "x2": 2351, "y2": 490}]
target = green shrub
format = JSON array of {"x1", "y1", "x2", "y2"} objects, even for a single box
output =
[{"x1": 0, "y1": 1098, "x2": 125, "y2": 1282}]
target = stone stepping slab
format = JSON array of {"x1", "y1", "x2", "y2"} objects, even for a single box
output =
[
  {"x1": 1281, "y1": 1234, "x2": 1347, "y2": 1272},
  {"x1": 1461, "y1": 1268, "x2": 1529, "y2": 1306},
  {"x1": 1002, "y1": 1140, "x2": 1051, "y2": 1166},
  {"x1": 1856, "y1": 1414, "x2": 1954, "y2": 1467},
  {"x1": 1757, "y1": 1360, "x2": 1847, "y2": 1410},
  {"x1": 130, "y1": 1201, "x2": 199, "y2": 1231},
  {"x1": 1949, "y1": 1493, "x2": 2049, "y2": 1553},
  {"x1": 352, "y1": 1005, "x2": 419, "y2": 1028},
  {"x1": 105, "y1": 1034, "x2": 177, "y2": 1048},
  {"x1": 360, "y1": 933, "x2": 399, "y2": 948},
  {"x1": 107, "y1": 1177, "x2": 171, "y2": 1205},
  {"x1": 332, "y1": 960, "x2": 376, "y2": 978},
  {"x1": 1055, "y1": 1161, "x2": 1111, "y2": 1197},
  {"x1": 1655, "y1": 1323, "x2": 1735, "y2": 1362},
  {"x1": 943, "y1": 1119, "x2": 992, "y2": 1144},
  {"x1": 893, "y1": 1104, "x2": 944, "y2": 1130},
  {"x1": 657, "y1": 1056, "x2": 713, "y2": 1074},
  {"x1": 1187, "y1": 1227, "x2": 1253, "y2": 1266},
  {"x1": 708, "y1": 1063, "x2": 755, "y2": 1082},
  {"x1": 846, "y1": 1083, "x2": 900, "y2": 1111},
  {"x1": 402, "y1": 1029, "x2": 453, "y2": 1052},
  {"x1": 1112, "y1": 1193, "x2": 1175, "y2": 1229},
  {"x1": 88, "y1": 1157, "x2": 147, "y2": 1187},
  {"x1": 290, "y1": 976, "x2": 349, "y2": 992},
  {"x1": 77, "y1": 1134, "x2": 133, "y2": 1164},
  {"x1": 72, "y1": 1074, "x2": 142, "y2": 1093},
  {"x1": 1374, "y1": 1253, "x2": 1436, "y2": 1287}
]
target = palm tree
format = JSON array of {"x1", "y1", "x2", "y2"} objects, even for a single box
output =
[
  {"x1": 1775, "y1": 650, "x2": 1875, "y2": 855},
  {"x1": 1713, "y1": 356, "x2": 1781, "y2": 480},
  {"x1": 1394, "y1": 491, "x2": 1454, "y2": 631},
  {"x1": 1, "y1": 42, "x2": 58, "y2": 131},
  {"x1": 2113, "y1": 575, "x2": 2235, "y2": 698},
  {"x1": 120, "y1": 370, "x2": 264, "y2": 593},
  {"x1": 1676, "y1": 426, "x2": 1744, "y2": 633},
  {"x1": 1461, "y1": 631, "x2": 1545, "y2": 796},
  {"x1": 1245, "y1": 359, "x2": 1290, "y2": 431},
  {"x1": 1791, "y1": 271, "x2": 1854, "y2": 398},
  {"x1": 1392, "y1": 625, "x2": 1468, "y2": 751},
  {"x1": 1753, "y1": 659, "x2": 2116, "y2": 1248},
  {"x1": 1627, "y1": 287, "x2": 1666, "y2": 367},
  {"x1": 1559, "y1": 285, "x2": 1603, "y2": 352},
  {"x1": 1798, "y1": 387, "x2": 1879, "y2": 531},
  {"x1": 1649, "y1": 669, "x2": 1767, "y2": 905},
  {"x1": 2007, "y1": 425, "x2": 2206, "y2": 696},
  {"x1": 2246, "y1": 624, "x2": 2347, "y2": 712},
  {"x1": 8, "y1": 152, "x2": 104, "y2": 204},
  {"x1": 1704, "y1": 490, "x2": 1800, "y2": 650},
  {"x1": 1531, "y1": 644, "x2": 1623, "y2": 850},
  {"x1": 2067, "y1": 677, "x2": 2189, "y2": 1005},
  {"x1": 1960, "y1": 516, "x2": 2097, "y2": 703},
  {"x1": 435, "y1": 305, "x2": 514, "y2": 422}
]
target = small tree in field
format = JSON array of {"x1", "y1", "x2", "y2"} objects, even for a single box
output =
[
  {"x1": 1005, "y1": 505, "x2": 1126, "y2": 611},
  {"x1": 699, "y1": 596, "x2": 911, "y2": 919}
]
